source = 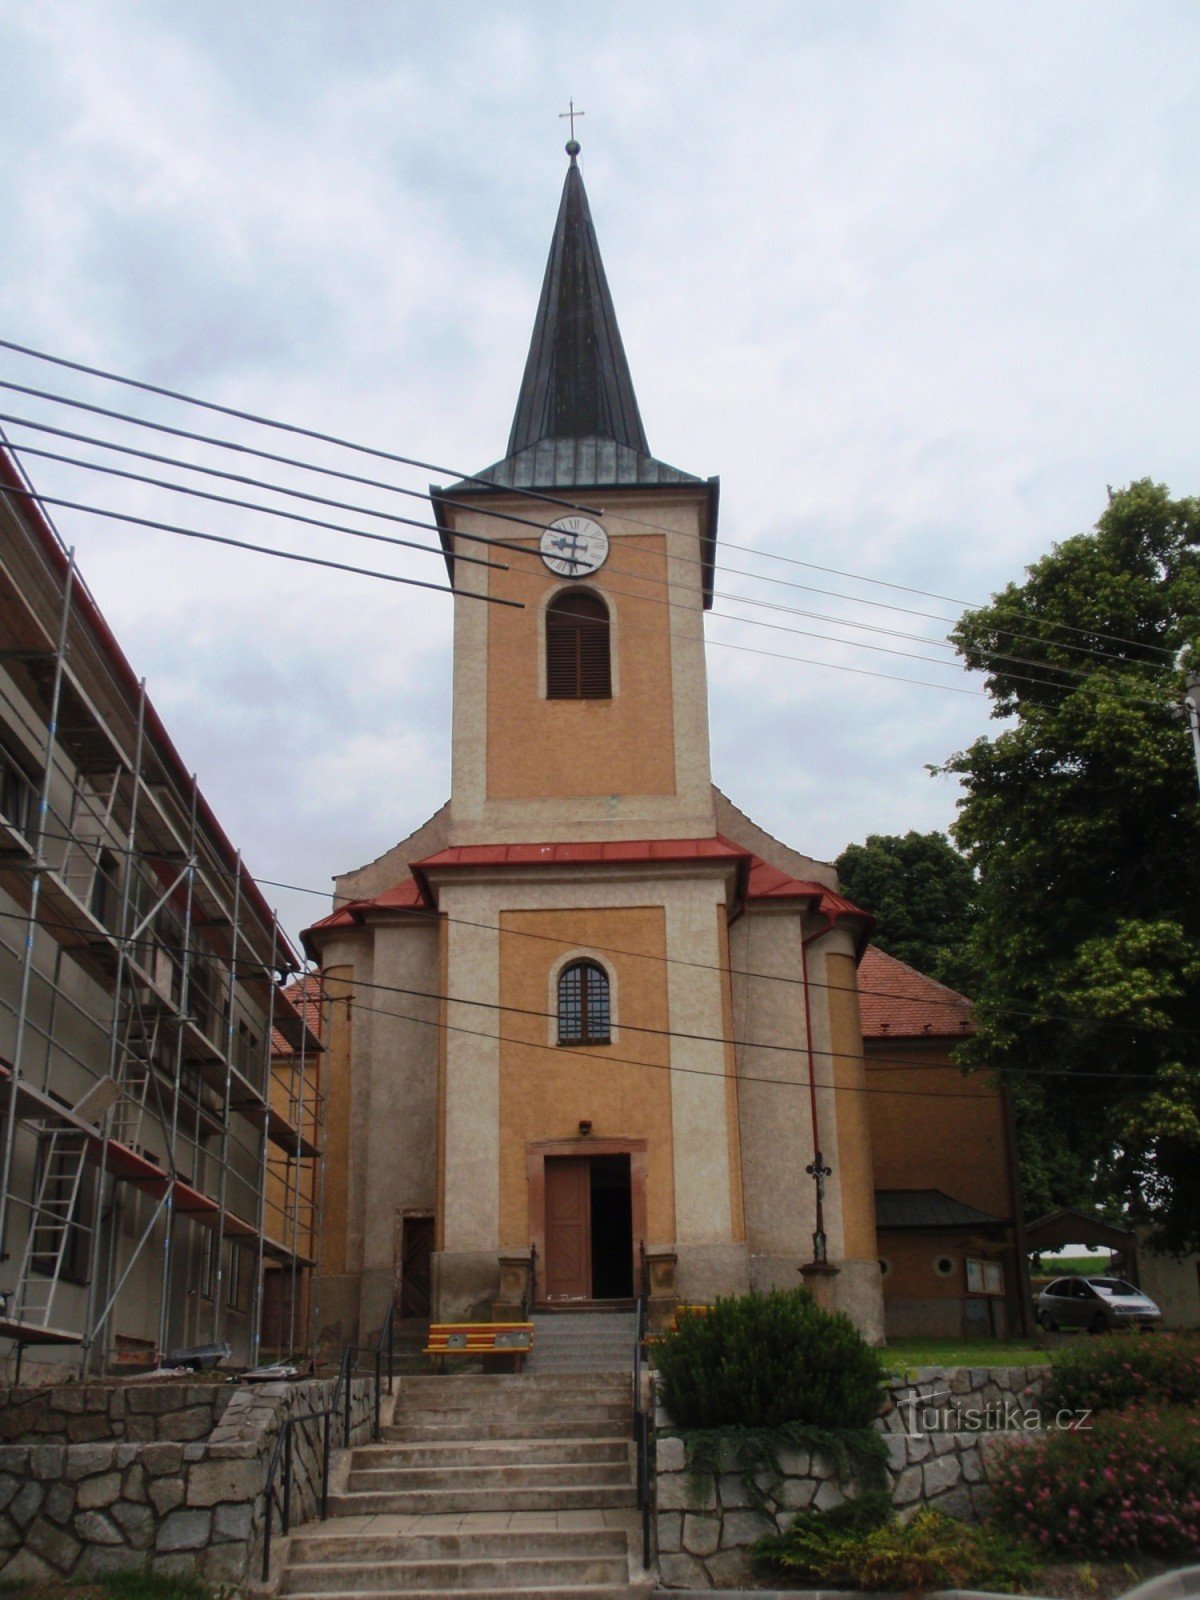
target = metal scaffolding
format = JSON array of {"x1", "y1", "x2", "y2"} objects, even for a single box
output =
[{"x1": 0, "y1": 453, "x2": 324, "y2": 1378}]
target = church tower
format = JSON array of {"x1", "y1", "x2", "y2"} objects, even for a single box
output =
[
  {"x1": 431, "y1": 141, "x2": 720, "y2": 846},
  {"x1": 307, "y1": 142, "x2": 885, "y2": 1346}
]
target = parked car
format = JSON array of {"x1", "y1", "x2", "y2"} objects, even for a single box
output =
[{"x1": 1036, "y1": 1276, "x2": 1162, "y2": 1333}]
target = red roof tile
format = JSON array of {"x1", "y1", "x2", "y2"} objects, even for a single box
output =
[
  {"x1": 302, "y1": 838, "x2": 874, "y2": 958},
  {"x1": 858, "y1": 946, "x2": 974, "y2": 1039},
  {"x1": 271, "y1": 972, "x2": 325, "y2": 1057},
  {"x1": 413, "y1": 837, "x2": 747, "y2": 870}
]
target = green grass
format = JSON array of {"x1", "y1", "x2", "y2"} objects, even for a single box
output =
[{"x1": 881, "y1": 1337, "x2": 1050, "y2": 1371}]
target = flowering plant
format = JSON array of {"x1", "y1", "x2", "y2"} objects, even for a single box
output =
[
  {"x1": 990, "y1": 1405, "x2": 1200, "y2": 1557},
  {"x1": 1045, "y1": 1333, "x2": 1200, "y2": 1415}
]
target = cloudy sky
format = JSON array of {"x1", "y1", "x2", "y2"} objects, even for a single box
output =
[{"x1": 0, "y1": 1, "x2": 1196, "y2": 953}]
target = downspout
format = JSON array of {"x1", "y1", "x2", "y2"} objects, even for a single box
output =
[{"x1": 801, "y1": 909, "x2": 836, "y2": 1264}]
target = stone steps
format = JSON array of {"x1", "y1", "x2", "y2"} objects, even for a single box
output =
[
  {"x1": 362, "y1": 1438, "x2": 629, "y2": 1468},
  {"x1": 277, "y1": 1369, "x2": 645, "y2": 1598},
  {"x1": 349, "y1": 1461, "x2": 631, "y2": 1492},
  {"x1": 328, "y1": 1482, "x2": 638, "y2": 1515},
  {"x1": 287, "y1": 1530, "x2": 628, "y2": 1564},
  {"x1": 383, "y1": 1418, "x2": 629, "y2": 1443},
  {"x1": 282, "y1": 1550, "x2": 627, "y2": 1593},
  {"x1": 281, "y1": 1588, "x2": 632, "y2": 1600},
  {"x1": 526, "y1": 1314, "x2": 637, "y2": 1377}
]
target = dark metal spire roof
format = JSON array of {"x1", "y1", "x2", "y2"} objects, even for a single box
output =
[
  {"x1": 441, "y1": 145, "x2": 707, "y2": 494},
  {"x1": 431, "y1": 143, "x2": 720, "y2": 604},
  {"x1": 507, "y1": 150, "x2": 649, "y2": 459}
]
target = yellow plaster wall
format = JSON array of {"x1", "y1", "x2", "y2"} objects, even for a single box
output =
[
  {"x1": 485, "y1": 535, "x2": 676, "y2": 800},
  {"x1": 826, "y1": 950, "x2": 878, "y2": 1261},
  {"x1": 497, "y1": 906, "x2": 675, "y2": 1246}
]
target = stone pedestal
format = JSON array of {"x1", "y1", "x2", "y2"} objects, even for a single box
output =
[
  {"x1": 798, "y1": 1258, "x2": 840, "y2": 1312},
  {"x1": 645, "y1": 1249, "x2": 678, "y2": 1331},
  {"x1": 492, "y1": 1254, "x2": 533, "y2": 1320}
]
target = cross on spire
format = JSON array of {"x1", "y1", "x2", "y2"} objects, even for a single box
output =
[{"x1": 559, "y1": 98, "x2": 584, "y2": 155}]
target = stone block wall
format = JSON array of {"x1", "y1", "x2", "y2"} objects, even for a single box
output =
[
  {"x1": 0, "y1": 1383, "x2": 235, "y2": 1445},
  {"x1": 0, "y1": 1376, "x2": 376, "y2": 1585},
  {"x1": 655, "y1": 1364, "x2": 1046, "y2": 1590}
]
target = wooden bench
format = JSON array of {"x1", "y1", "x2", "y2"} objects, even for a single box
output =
[
  {"x1": 645, "y1": 1303, "x2": 712, "y2": 1349},
  {"x1": 423, "y1": 1321, "x2": 535, "y2": 1373}
]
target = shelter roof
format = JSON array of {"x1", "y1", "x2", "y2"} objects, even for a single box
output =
[
  {"x1": 858, "y1": 945, "x2": 974, "y2": 1039},
  {"x1": 875, "y1": 1188, "x2": 1007, "y2": 1230},
  {"x1": 1025, "y1": 1207, "x2": 1136, "y2": 1252}
]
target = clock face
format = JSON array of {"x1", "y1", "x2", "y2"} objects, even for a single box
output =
[{"x1": 539, "y1": 516, "x2": 609, "y2": 578}]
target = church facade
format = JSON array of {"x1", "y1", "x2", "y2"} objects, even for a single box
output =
[{"x1": 305, "y1": 148, "x2": 1020, "y2": 1349}]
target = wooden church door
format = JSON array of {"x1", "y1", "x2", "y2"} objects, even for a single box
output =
[{"x1": 544, "y1": 1157, "x2": 591, "y2": 1299}]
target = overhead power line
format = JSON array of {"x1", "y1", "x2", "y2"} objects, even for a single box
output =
[
  {"x1": 0, "y1": 337, "x2": 1176, "y2": 664},
  {"x1": 0, "y1": 482, "x2": 523, "y2": 607},
  {"x1": 0, "y1": 904, "x2": 1174, "y2": 1098},
  {"x1": 7, "y1": 405, "x2": 1165, "y2": 691},
  {"x1": 2, "y1": 427, "x2": 1167, "y2": 708}
]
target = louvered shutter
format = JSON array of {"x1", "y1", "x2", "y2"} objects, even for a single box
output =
[{"x1": 546, "y1": 591, "x2": 611, "y2": 699}]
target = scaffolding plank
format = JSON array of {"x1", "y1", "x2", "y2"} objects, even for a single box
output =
[
  {"x1": 234, "y1": 1100, "x2": 320, "y2": 1160},
  {"x1": 0, "y1": 1316, "x2": 82, "y2": 1346}
]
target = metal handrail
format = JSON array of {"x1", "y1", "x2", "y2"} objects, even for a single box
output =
[
  {"x1": 633, "y1": 1239, "x2": 652, "y2": 1570},
  {"x1": 261, "y1": 1300, "x2": 396, "y2": 1580}
]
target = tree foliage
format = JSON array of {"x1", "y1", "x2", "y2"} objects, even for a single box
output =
[
  {"x1": 835, "y1": 830, "x2": 978, "y2": 989},
  {"x1": 940, "y1": 480, "x2": 1200, "y2": 1249}
]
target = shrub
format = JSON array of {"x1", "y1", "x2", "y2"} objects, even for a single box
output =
[
  {"x1": 1045, "y1": 1332, "x2": 1200, "y2": 1415},
  {"x1": 990, "y1": 1405, "x2": 1200, "y2": 1557},
  {"x1": 654, "y1": 1288, "x2": 886, "y2": 1430},
  {"x1": 756, "y1": 1503, "x2": 1036, "y2": 1592}
]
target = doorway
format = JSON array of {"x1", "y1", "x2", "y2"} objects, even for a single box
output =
[
  {"x1": 542, "y1": 1153, "x2": 634, "y2": 1302},
  {"x1": 398, "y1": 1214, "x2": 434, "y2": 1317}
]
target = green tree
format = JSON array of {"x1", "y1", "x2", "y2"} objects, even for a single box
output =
[
  {"x1": 835, "y1": 831, "x2": 979, "y2": 990},
  {"x1": 940, "y1": 480, "x2": 1200, "y2": 1249}
]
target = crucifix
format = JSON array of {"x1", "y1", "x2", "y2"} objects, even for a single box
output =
[
  {"x1": 559, "y1": 99, "x2": 585, "y2": 145},
  {"x1": 805, "y1": 1151, "x2": 833, "y2": 1264}
]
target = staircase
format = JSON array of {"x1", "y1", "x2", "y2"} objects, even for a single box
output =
[
  {"x1": 527, "y1": 1311, "x2": 637, "y2": 1374},
  {"x1": 278, "y1": 1372, "x2": 647, "y2": 1599}
]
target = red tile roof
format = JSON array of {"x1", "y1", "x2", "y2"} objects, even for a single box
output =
[
  {"x1": 301, "y1": 838, "x2": 873, "y2": 957},
  {"x1": 858, "y1": 945, "x2": 974, "y2": 1039},
  {"x1": 414, "y1": 837, "x2": 747, "y2": 869},
  {"x1": 271, "y1": 972, "x2": 325, "y2": 1057}
]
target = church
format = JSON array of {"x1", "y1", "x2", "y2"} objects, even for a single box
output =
[{"x1": 304, "y1": 141, "x2": 1024, "y2": 1350}]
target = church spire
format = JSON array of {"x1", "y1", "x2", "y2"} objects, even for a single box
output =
[{"x1": 506, "y1": 141, "x2": 650, "y2": 458}]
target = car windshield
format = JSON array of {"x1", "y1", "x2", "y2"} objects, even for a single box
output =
[{"x1": 1088, "y1": 1279, "x2": 1139, "y2": 1296}]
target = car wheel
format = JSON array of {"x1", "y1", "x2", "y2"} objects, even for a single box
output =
[
  {"x1": 1089, "y1": 1311, "x2": 1108, "y2": 1335},
  {"x1": 1039, "y1": 1310, "x2": 1057, "y2": 1332}
]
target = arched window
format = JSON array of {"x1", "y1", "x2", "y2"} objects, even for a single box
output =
[
  {"x1": 557, "y1": 959, "x2": 611, "y2": 1044},
  {"x1": 546, "y1": 590, "x2": 611, "y2": 699}
]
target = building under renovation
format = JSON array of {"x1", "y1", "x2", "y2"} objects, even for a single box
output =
[{"x1": 0, "y1": 447, "x2": 323, "y2": 1379}]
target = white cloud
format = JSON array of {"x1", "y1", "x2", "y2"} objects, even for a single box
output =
[{"x1": 1, "y1": 0, "x2": 1197, "y2": 945}]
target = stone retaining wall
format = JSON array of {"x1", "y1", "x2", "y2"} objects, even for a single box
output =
[
  {"x1": 0, "y1": 1376, "x2": 376, "y2": 1584},
  {"x1": 0, "y1": 1383, "x2": 235, "y2": 1445},
  {"x1": 655, "y1": 1364, "x2": 1047, "y2": 1590}
]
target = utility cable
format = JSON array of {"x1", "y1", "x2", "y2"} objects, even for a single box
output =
[
  {"x1": 1, "y1": 901, "x2": 1193, "y2": 1069},
  {"x1": 3, "y1": 435, "x2": 1167, "y2": 706},
  {"x1": 0, "y1": 402, "x2": 1154, "y2": 680},
  {"x1": 0, "y1": 482, "x2": 524, "y2": 606},
  {"x1": 0, "y1": 339, "x2": 1175, "y2": 663},
  {"x1": 17, "y1": 813, "x2": 1198, "y2": 1042}
]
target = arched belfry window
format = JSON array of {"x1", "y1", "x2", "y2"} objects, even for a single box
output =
[
  {"x1": 546, "y1": 590, "x2": 611, "y2": 700},
  {"x1": 557, "y1": 959, "x2": 611, "y2": 1045}
]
